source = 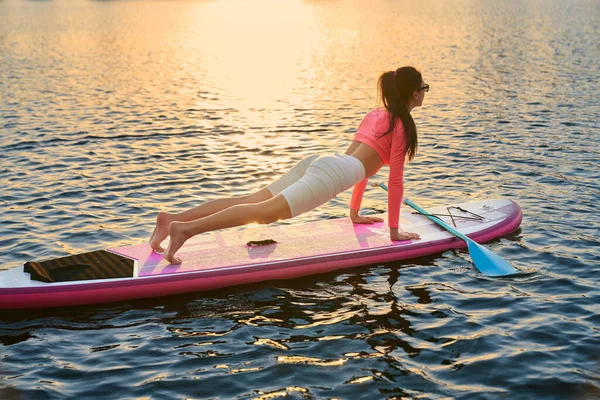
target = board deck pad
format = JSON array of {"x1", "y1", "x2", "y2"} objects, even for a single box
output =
[
  {"x1": 110, "y1": 200, "x2": 513, "y2": 278},
  {"x1": 24, "y1": 250, "x2": 134, "y2": 283}
]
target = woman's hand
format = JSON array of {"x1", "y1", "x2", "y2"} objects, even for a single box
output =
[
  {"x1": 350, "y1": 208, "x2": 384, "y2": 224},
  {"x1": 390, "y1": 227, "x2": 420, "y2": 241},
  {"x1": 351, "y1": 215, "x2": 384, "y2": 224}
]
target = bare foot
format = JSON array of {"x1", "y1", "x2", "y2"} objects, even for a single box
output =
[
  {"x1": 149, "y1": 212, "x2": 172, "y2": 252},
  {"x1": 163, "y1": 222, "x2": 189, "y2": 264}
]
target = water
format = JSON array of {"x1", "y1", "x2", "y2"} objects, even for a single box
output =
[{"x1": 1, "y1": 0, "x2": 599, "y2": 398}]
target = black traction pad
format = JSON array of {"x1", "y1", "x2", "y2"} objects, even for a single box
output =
[
  {"x1": 246, "y1": 239, "x2": 278, "y2": 247},
  {"x1": 24, "y1": 250, "x2": 134, "y2": 283}
]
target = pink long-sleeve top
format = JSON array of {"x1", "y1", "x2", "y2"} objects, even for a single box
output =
[{"x1": 350, "y1": 108, "x2": 407, "y2": 228}]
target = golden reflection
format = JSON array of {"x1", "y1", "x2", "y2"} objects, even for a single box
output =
[
  {"x1": 317, "y1": 335, "x2": 345, "y2": 341},
  {"x1": 292, "y1": 309, "x2": 356, "y2": 328},
  {"x1": 254, "y1": 338, "x2": 289, "y2": 350},
  {"x1": 253, "y1": 386, "x2": 308, "y2": 400},
  {"x1": 348, "y1": 376, "x2": 374, "y2": 384},
  {"x1": 277, "y1": 355, "x2": 347, "y2": 366},
  {"x1": 239, "y1": 315, "x2": 284, "y2": 326},
  {"x1": 190, "y1": 0, "x2": 321, "y2": 110},
  {"x1": 343, "y1": 352, "x2": 381, "y2": 359},
  {"x1": 230, "y1": 367, "x2": 261, "y2": 374},
  {"x1": 140, "y1": 373, "x2": 170, "y2": 385},
  {"x1": 168, "y1": 327, "x2": 231, "y2": 337}
]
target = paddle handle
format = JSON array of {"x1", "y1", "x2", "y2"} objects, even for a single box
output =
[{"x1": 376, "y1": 183, "x2": 471, "y2": 243}]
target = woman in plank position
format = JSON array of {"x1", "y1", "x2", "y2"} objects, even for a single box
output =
[{"x1": 150, "y1": 66, "x2": 429, "y2": 264}]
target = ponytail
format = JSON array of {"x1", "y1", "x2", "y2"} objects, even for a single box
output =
[{"x1": 377, "y1": 67, "x2": 421, "y2": 161}]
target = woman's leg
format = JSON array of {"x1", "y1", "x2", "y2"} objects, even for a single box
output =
[
  {"x1": 150, "y1": 155, "x2": 318, "y2": 251},
  {"x1": 162, "y1": 154, "x2": 367, "y2": 264},
  {"x1": 149, "y1": 188, "x2": 274, "y2": 251},
  {"x1": 164, "y1": 194, "x2": 292, "y2": 264}
]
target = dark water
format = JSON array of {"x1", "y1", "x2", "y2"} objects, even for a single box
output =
[{"x1": 1, "y1": 0, "x2": 599, "y2": 398}]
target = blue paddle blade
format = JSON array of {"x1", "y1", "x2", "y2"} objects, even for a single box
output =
[{"x1": 466, "y1": 239, "x2": 519, "y2": 277}]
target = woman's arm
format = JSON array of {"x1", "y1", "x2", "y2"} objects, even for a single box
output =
[
  {"x1": 386, "y1": 134, "x2": 406, "y2": 229},
  {"x1": 349, "y1": 178, "x2": 384, "y2": 224},
  {"x1": 387, "y1": 129, "x2": 420, "y2": 240}
]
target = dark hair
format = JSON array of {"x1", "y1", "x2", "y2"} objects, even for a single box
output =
[{"x1": 377, "y1": 66, "x2": 422, "y2": 161}]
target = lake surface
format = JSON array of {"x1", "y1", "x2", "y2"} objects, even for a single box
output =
[{"x1": 1, "y1": 0, "x2": 599, "y2": 398}]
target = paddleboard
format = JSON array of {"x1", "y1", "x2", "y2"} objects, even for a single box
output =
[{"x1": 0, "y1": 199, "x2": 522, "y2": 310}]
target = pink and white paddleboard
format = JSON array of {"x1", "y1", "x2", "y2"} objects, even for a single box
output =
[{"x1": 0, "y1": 199, "x2": 522, "y2": 310}]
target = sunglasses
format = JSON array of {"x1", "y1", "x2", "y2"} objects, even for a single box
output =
[{"x1": 418, "y1": 84, "x2": 430, "y2": 92}]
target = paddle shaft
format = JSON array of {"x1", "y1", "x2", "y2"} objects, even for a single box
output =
[{"x1": 404, "y1": 199, "x2": 472, "y2": 242}]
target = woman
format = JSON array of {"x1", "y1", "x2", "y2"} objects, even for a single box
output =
[{"x1": 150, "y1": 66, "x2": 429, "y2": 264}]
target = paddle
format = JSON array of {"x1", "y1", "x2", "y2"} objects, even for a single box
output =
[{"x1": 374, "y1": 183, "x2": 519, "y2": 277}]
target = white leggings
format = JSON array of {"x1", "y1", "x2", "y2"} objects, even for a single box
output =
[{"x1": 267, "y1": 154, "x2": 366, "y2": 217}]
